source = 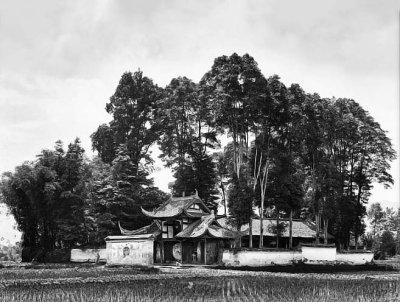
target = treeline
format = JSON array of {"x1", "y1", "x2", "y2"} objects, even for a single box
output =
[
  {"x1": 91, "y1": 53, "x2": 396, "y2": 249},
  {"x1": 0, "y1": 53, "x2": 396, "y2": 260}
]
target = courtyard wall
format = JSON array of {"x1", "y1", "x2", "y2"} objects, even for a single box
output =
[
  {"x1": 70, "y1": 249, "x2": 107, "y2": 263},
  {"x1": 222, "y1": 246, "x2": 374, "y2": 266},
  {"x1": 222, "y1": 249, "x2": 302, "y2": 266}
]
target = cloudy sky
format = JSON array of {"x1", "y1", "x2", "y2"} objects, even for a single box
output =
[{"x1": 0, "y1": 0, "x2": 399, "y2": 238}]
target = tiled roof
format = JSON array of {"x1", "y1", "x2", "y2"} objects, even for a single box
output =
[
  {"x1": 217, "y1": 218, "x2": 333, "y2": 239},
  {"x1": 141, "y1": 194, "x2": 210, "y2": 218},
  {"x1": 207, "y1": 224, "x2": 239, "y2": 238},
  {"x1": 118, "y1": 221, "x2": 161, "y2": 237},
  {"x1": 176, "y1": 214, "x2": 238, "y2": 239},
  {"x1": 105, "y1": 234, "x2": 155, "y2": 241}
]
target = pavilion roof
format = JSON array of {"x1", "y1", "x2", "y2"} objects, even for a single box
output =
[
  {"x1": 141, "y1": 193, "x2": 210, "y2": 219},
  {"x1": 118, "y1": 221, "x2": 161, "y2": 237},
  {"x1": 176, "y1": 213, "x2": 238, "y2": 239}
]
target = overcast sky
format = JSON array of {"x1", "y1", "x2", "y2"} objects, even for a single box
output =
[{"x1": 1, "y1": 0, "x2": 399, "y2": 223}]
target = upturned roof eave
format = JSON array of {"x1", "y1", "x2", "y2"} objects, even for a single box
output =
[
  {"x1": 141, "y1": 193, "x2": 211, "y2": 219},
  {"x1": 141, "y1": 206, "x2": 184, "y2": 219}
]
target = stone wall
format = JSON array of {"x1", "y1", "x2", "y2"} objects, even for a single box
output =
[
  {"x1": 70, "y1": 249, "x2": 107, "y2": 263},
  {"x1": 106, "y1": 239, "x2": 154, "y2": 266}
]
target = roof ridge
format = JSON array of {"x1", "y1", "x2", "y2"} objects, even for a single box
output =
[{"x1": 170, "y1": 193, "x2": 200, "y2": 200}]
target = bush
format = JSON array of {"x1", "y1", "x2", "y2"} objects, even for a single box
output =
[
  {"x1": 21, "y1": 247, "x2": 71, "y2": 263},
  {"x1": 379, "y1": 231, "x2": 396, "y2": 259},
  {"x1": 21, "y1": 247, "x2": 43, "y2": 262},
  {"x1": 42, "y1": 249, "x2": 71, "y2": 263}
]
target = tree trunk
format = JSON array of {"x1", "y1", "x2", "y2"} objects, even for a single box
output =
[
  {"x1": 355, "y1": 234, "x2": 359, "y2": 250},
  {"x1": 315, "y1": 213, "x2": 320, "y2": 246},
  {"x1": 221, "y1": 182, "x2": 226, "y2": 216},
  {"x1": 324, "y1": 218, "x2": 328, "y2": 245},
  {"x1": 249, "y1": 215, "x2": 253, "y2": 248},
  {"x1": 289, "y1": 210, "x2": 293, "y2": 249},
  {"x1": 235, "y1": 224, "x2": 241, "y2": 248},
  {"x1": 276, "y1": 208, "x2": 280, "y2": 249},
  {"x1": 259, "y1": 207, "x2": 264, "y2": 248}
]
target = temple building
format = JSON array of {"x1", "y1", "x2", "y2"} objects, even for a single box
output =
[
  {"x1": 105, "y1": 193, "x2": 238, "y2": 266},
  {"x1": 218, "y1": 217, "x2": 334, "y2": 248}
]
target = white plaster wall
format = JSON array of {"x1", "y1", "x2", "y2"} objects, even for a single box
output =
[
  {"x1": 302, "y1": 246, "x2": 336, "y2": 262},
  {"x1": 336, "y1": 253, "x2": 374, "y2": 264},
  {"x1": 106, "y1": 240, "x2": 154, "y2": 266},
  {"x1": 222, "y1": 248, "x2": 374, "y2": 267},
  {"x1": 222, "y1": 250, "x2": 302, "y2": 266},
  {"x1": 70, "y1": 249, "x2": 107, "y2": 263}
]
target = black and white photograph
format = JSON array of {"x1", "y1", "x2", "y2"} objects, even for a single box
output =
[{"x1": 0, "y1": 0, "x2": 399, "y2": 301}]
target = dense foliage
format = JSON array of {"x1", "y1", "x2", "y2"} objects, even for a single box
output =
[
  {"x1": 0, "y1": 140, "x2": 166, "y2": 261},
  {"x1": 0, "y1": 53, "x2": 396, "y2": 259},
  {"x1": 1, "y1": 139, "x2": 89, "y2": 260}
]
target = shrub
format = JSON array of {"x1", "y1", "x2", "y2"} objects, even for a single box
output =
[
  {"x1": 42, "y1": 249, "x2": 71, "y2": 263},
  {"x1": 379, "y1": 231, "x2": 396, "y2": 259}
]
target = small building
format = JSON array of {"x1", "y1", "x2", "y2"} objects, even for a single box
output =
[
  {"x1": 105, "y1": 193, "x2": 238, "y2": 265},
  {"x1": 218, "y1": 217, "x2": 334, "y2": 248}
]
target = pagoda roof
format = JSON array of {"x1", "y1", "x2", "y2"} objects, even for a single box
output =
[
  {"x1": 114, "y1": 213, "x2": 238, "y2": 240},
  {"x1": 118, "y1": 221, "x2": 161, "y2": 237},
  {"x1": 141, "y1": 193, "x2": 210, "y2": 219},
  {"x1": 176, "y1": 213, "x2": 238, "y2": 239},
  {"x1": 105, "y1": 234, "x2": 154, "y2": 241}
]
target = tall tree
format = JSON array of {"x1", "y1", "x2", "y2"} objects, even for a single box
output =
[
  {"x1": 227, "y1": 174, "x2": 253, "y2": 245},
  {"x1": 249, "y1": 75, "x2": 288, "y2": 248},
  {"x1": 367, "y1": 203, "x2": 385, "y2": 238},
  {"x1": 91, "y1": 70, "x2": 164, "y2": 171},
  {"x1": 200, "y1": 53, "x2": 266, "y2": 179},
  {"x1": 90, "y1": 71, "x2": 168, "y2": 238},
  {"x1": 91, "y1": 145, "x2": 166, "y2": 234},
  {"x1": 159, "y1": 77, "x2": 219, "y2": 209}
]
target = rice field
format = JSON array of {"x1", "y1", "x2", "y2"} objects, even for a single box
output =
[{"x1": 0, "y1": 266, "x2": 399, "y2": 301}]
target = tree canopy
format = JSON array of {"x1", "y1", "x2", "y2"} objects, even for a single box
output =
[{"x1": 0, "y1": 53, "x2": 397, "y2": 259}]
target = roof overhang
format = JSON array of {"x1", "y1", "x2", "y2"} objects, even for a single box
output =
[{"x1": 105, "y1": 234, "x2": 155, "y2": 241}]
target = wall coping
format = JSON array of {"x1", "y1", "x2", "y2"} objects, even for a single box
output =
[
  {"x1": 226, "y1": 248, "x2": 301, "y2": 253},
  {"x1": 301, "y1": 244, "x2": 336, "y2": 248},
  {"x1": 337, "y1": 250, "x2": 373, "y2": 254}
]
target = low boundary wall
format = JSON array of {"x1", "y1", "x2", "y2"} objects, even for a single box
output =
[
  {"x1": 302, "y1": 246, "x2": 336, "y2": 262},
  {"x1": 222, "y1": 249, "x2": 302, "y2": 266},
  {"x1": 70, "y1": 249, "x2": 107, "y2": 263},
  {"x1": 222, "y1": 246, "x2": 374, "y2": 266},
  {"x1": 336, "y1": 252, "x2": 374, "y2": 264}
]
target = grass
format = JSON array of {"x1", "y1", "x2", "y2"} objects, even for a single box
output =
[
  {"x1": 1, "y1": 275, "x2": 399, "y2": 301},
  {"x1": 213, "y1": 262, "x2": 397, "y2": 274},
  {"x1": 0, "y1": 264, "x2": 159, "y2": 281},
  {"x1": 0, "y1": 265, "x2": 399, "y2": 301}
]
